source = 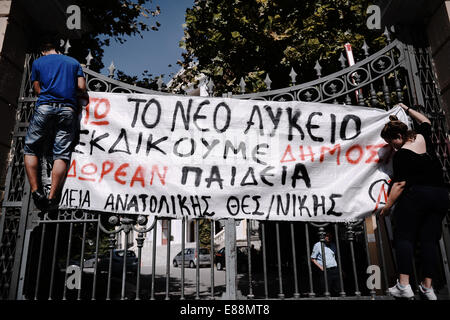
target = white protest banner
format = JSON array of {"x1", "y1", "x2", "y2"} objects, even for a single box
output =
[{"x1": 61, "y1": 91, "x2": 408, "y2": 222}]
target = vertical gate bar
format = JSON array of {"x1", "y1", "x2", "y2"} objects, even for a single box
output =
[
  {"x1": 305, "y1": 224, "x2": 315, "y2": 297},
  {"x1": 319, "y1": 227, "x2": 330, "y2": 298},
  {"x1": 440, "y1": 216, "x2": 450, "y2": 297},
  {"x1": 375, "y1": 215, "x2": 389, "y2": 295},
  {"x1": 150, "y1": 217, "x2": 157, "y2": 300},
  {"x1": 224, "y1": 218, "x2": 237, "y2": 299},
  {"x1": 165, "y1": 219, "x2": 172, "y2": 300},
  {"x1": 62, "y1": 216, "x2": 75, "y2": 300},
  {"x1": 347, "y1": 224, "x2": 361, "y2": 296},
  {"x1": 181, "y1": 217, "x2": 185, "y2": 300},
  {"x1": 34, "y1": 222, "x2": 47, "y2": 300},
  {"x1": 16, "y1": 229, "x2": 33, "y2": 300},
  {"x1": 246, "y1": 219, "x2": 254, "y2": 299},
  {"x1": 210, "y1": 220, "x2": 215, "y2": 299},
  {"x1": 333, "y1": 224, "x2": 346, "y2": 297},
  {"x1": 357, "y1": 89, "x2": 365, "y2": 106},
  {"x1": 7, "y1": 55, "x2": 34, "y2": 300},
  {"x1": 402, "y1": 40, "x2": 426, "y2": 106},
  {"x1": 106, "y1": 233, "x2": 115, "y2": 301},
  {"x1": 384, "y1": 216, "x2": 397, "y2": 268},
  {"x1": 195, "y1": 219, "x2": 200, "y2": 300},
  {"x1": 275, "y1": 222, "x2": 284, "y2": 299},
  {"x1": 411, "y1": 254, "x2": 419, "y2": 293},
  {"x1": 121, "y1": 229, "x2": 128, "y2": 300},
  {"x1": 403, "y1": 73, "x2": 414, "y2": 108},
  {"x1": 136, "y1": 232, "x2": 144, "y2": 301},
  {"x1": 290, "y1": 222, "x2": 300, "y2": 298},
  {"x1": 77, "y1": 219, "x2": 87, "y2": 300},
  {"x1": 439, "y1": 237, "x2": 450, "y2": 298},
  {"x1": 363, "y1": 222, "x2": 376, "y2": 298},
  {"x1": 382, "y1": 77, "x2": 391, "y2": 109},
  {"x1": 91, "y1": 215, "x2": 100, "y2": 300},
  {"x1": 261, "y1": 222, "x2": 268, "y2": 299},
  {"x1": 48, "y1": 222, "x2": 60, "y2": 300}
]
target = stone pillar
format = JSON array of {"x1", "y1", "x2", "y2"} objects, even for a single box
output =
[
  {"x1": 426, "y1": 1, "x2": 450, "y2": 127},
  {"x1": 0, "y1": 0, "x2": 28, "y2": 196}
]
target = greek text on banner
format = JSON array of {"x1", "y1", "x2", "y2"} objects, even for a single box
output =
[{"x1": 61, "y1": 92, "x2": 408, "y2": 222}]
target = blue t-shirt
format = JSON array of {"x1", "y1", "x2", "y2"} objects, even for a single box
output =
[{"x1": 31, "y1": 54, "x2": 84, "y2": 108}]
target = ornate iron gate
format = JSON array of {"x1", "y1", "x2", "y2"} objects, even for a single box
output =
[{"x1": 1, "y1": 28, "x2": 449, "y2": 300}]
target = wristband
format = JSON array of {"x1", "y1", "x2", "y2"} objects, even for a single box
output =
[{"x1": 406, "y1": 107, "x2": 410, "y2": 114}]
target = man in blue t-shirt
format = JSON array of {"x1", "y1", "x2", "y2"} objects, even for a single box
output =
[{"x1": 24, "y1": 37, "x2": 87, "y2": 217}]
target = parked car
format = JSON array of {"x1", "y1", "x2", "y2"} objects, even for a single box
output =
[
  {"x1": 84, "y1": 249, "x2": 138, "y2": 276},
  {"x1": 83, "y1": 255, "x2": 98, "y2": 268},
  {"x1": 172, "y1": 247, "x2": 211, "y2": 268},
  {"x1": 214, "y1": 247, "x2": 248, "y2": 272},
  {"x1": 214, "y1": 246, "x2": 261, "y2": 272}
]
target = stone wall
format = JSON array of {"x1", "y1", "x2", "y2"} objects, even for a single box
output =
[{"x1": 0, "y1": 0, "x2": 21, "y2": 200}]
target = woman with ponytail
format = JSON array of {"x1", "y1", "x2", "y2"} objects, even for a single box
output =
[{"x1": 380, "y1": 103, "x2": 449, "y2": 300}]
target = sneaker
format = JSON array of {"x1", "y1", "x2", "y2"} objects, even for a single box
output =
[
  {"x1": 388, "y1": 280, "x2": 414, "y2": 299},
  {"x1": 46, "y1": 198, "x2": 60, "y2": 220},
  {"x1": 419, "y1": 283, "x2": 437, "y2": 300},
  {"x1": 31, "y1": 190, "x2": 49, "y2": 212}
]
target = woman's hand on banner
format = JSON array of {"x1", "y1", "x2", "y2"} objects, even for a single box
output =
[{"x1": 379, "y1": 205, "x2": 391, "y2": 217}]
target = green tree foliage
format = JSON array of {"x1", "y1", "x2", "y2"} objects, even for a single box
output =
[
  {"x1": 172, "y1": 0, "x2": 386, "y2": 94},
  {"x1": 67, "y1": 0, "x2": 161, "y2": 73},
  {"x1": 115, "y1": 69, "x2": 163, "y2": 90},
  {"x1": 198, "y1": 219, "x2": 211, "y2": 248}
]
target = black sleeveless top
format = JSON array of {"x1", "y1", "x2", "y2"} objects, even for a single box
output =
[{"x1": 392, "y1": 122, "x2": 445, "y2": 188}]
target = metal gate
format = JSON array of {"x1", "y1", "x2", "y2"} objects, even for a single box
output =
[{"x1": 1, "y1": 28, "x2": 450, "y2": 300}]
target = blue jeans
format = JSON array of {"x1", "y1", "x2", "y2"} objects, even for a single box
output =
[{"x1": 24, "y1": 103, "x2": 78, "y2": 161}]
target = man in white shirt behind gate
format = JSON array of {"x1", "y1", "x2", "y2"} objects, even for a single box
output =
[{"x1": 311, "y1": 231, "x2": 340, "y2": 296}]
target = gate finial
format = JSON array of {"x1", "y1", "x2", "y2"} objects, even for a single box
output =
[
  {"x1": 64, "y1": 39, "x2": 71, "y2": 54},
  {"x1": 383, "y1": 27, "x2": 391, "y2": 43},
  {"x1": 108, "y1": 61, "x2": 116, "y2": 77},
  {"x1": 85, "y1": 51, "x2": 93, "y2": 68},
  {"x1": 264, "y1": 73, "x2": 272, "y2": 90},
  {"x1": 289, "y1": 67, "x2": 297, "y2": 85},
  {"x1": 314, "y1": 61, "x2": 322, "y2": 78},
  {"x1": 157, "y1": 77, "x2": 164, "y2": 91},
  {"x1": 207, "y1": 77, "x2": 215, "y2": 96},
  {"x1": 339, "y1": 53, "x2": 347, "y2": 69},
  {"x1": 362, "y1": 41, "x2": 370, "y2": 57},
  {"x1": 239, "y1": 77, "x2": 246, "y2": 93}
]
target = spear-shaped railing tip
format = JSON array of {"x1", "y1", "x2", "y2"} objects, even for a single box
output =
[
  {"x1": 314, "y1": 60, "x2": 322, "y2": 78},
  {"x1": 383, "y1": 26, "x2": 391, "y2": 43},
  {"x1": 64, "y1": 39, "x2": 71, "y2": 54},
  {"x1": 86, "y1": 51, "x2": 93, "y2": 68},
  {"x1": 362, "y1": 40, "x2": 370, "y2": 57},
  {"x1": 108, "y1": 61, "x2": 116, "y2": 77},
  {"x1": 157, "y1": 77, "x2": 164, "y2": 91},
  {"x1": 264, "y1": 73, "x2": 272, "y2": 90},
  {"x1": 289, "y1": 67, "x2": 297, "y2": 85},
  {"x1": 339, "y1": 53, "x2": 347, "y2": 69},
  {"x1": 239, "y1": 77, "x2": 246, "y2": 93},
  {"x1": 207, "y1": 77, "x2": 215, "y2": 94}
]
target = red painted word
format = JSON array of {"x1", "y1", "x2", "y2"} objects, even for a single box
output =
[
  {"x1": 280, "y1": 143, "x2": 388, "y2": 165},
  {"x1": 84, "y1": 98, "x2": 111, "y2": 126},
  {"x1": 67, "y1": 160, "x2": 168, "y2": 187}
]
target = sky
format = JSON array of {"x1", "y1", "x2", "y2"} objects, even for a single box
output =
[{"x1": 100, "y1": 0, "x2": 194, "y2": 84}]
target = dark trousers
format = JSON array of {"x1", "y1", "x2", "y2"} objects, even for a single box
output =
[
  {"x1": 319, "y1": 267, "x2": 340, "y2": 295},
  {"x1": 393, "y1": 185, "x2": 449, "y2": 279}
]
